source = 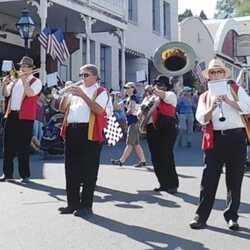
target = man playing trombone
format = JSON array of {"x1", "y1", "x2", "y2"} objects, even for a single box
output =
[
  {"x1": 190, "y1": 58, "x2": 250, "y2": 230},
  {"x1": 0, "y1": 56, "x2": 42, "y2": 182}
]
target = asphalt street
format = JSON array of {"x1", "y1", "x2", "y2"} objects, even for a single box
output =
[{"x1": 0, "y1": 133, "x2": 249, "y2": 250}]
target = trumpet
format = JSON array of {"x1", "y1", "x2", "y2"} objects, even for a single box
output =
[
  {"x1": 56, "y1": 80, "x2": 83, "y2": 96},
  {"x1": 50, "y1": 80, "x2": 83, "y2": 112},
  {"x1": 0, "y1": 68, "x2": 40, "y2": 82}
]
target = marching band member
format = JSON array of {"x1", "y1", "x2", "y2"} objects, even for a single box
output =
[
  {"x1": 190, "y1": 58, "x2": 250, "y2": 230},
  {"x1": 0, "y1": 56, "x2": 42, "y2": 183},
  {"x1": 58, "y1": 64, "x2": 108, "y2": 217},
  {"x1": 111, "y1": 82, "x2": 146, "y2": 168},
  {"x1": 145, "y1": 75, "x2": 179, "y2": 194}
]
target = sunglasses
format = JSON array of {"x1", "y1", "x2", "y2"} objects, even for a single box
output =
[
  {"x1": 209, "y1": 70, "x2": 225, "y2": 75},
  {"x1": 79, "y1": 73, "x2": 91, "y2": 78}
]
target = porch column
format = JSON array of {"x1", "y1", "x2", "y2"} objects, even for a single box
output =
[
  {"x1": 120, "y1": 29, "x2": 126, "y2": 87},
  {"x1": 80, "y1": 15, "x2": 96, "y2": 64},
  {"x1": 39, "y1": 0, "x2": 48, "y2": 84},
  {"x1": 28, "y1": 0, "x2": 48, "y2": 84},
  {"x1": 110, "y1": 28, "x2": 126, "y2": 87}
]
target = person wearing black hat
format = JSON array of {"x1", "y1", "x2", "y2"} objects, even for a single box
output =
[
  {"x1": 0, "y1": 56, "x2": 42, "y2": 183},
  {"x1": 145, "y1": 75, "x2": 179, "y2": 193}
]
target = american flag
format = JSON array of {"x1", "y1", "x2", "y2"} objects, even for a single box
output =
[
  {"x1": 51, "y1": 29, "x2": 70, "y2": 64},
  {"x1": 38, "y1": 27, "x2": 51, "y2": 50},
  {"x1": 192, "y1": 61, "x2": 207, "y2": 84},
  {"x1": 38, "y1": 28, "x2": 70, "y2": 64}
]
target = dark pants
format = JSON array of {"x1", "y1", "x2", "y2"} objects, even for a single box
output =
[
  {"x1": 196, "y1": 129, "x2": 246, "y2": 223},
  {"x1": 146, "y1": 115, "x2": 179, "y2": 189},
  {"x1": 65, "y1": 124, "x2": 102, "y2": 209},
  {"x1": 3, "y1": 111, "x2": 34, "y2": 178}
]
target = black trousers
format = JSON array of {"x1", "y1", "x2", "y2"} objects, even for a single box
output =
[
  {"x1": 196, "y1": 129, "x2": 246, "y2": 223},
  {"x1": 65, "y1": 124, "x2": 102, "y2": 209},
  {"x1": 146, "y1": 115, "x2": 179, "y2": 189},
  {"x1": 3, "y1": 112, "x2": 34, "y2": 178}
]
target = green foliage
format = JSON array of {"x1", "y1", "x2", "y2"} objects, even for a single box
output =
[
  {"x1": 215, "y1": 0, "x2": 250, "y2": 18},
  {"x1": 235, "y1": 0, "x2": 250, "y2": 16},
  {"x1": 178, "y1": 9, "x2": 193, "y2": 22},
  {"x1": 214, "y1": 0, "x2": 236, "y2": 18},
  {"x1": 199, "y1": 10, "x2": 208, "y2": 20}
]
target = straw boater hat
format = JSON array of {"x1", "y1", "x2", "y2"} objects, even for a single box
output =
[{"x1": 202, "y1": 58, "x2": 231, "y2": 79}]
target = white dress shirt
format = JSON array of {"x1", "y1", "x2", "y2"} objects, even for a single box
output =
[
  {"x1": 7, "y1": 75, "x2": 42, "y2": 111},
  {"x1": 196, "y1": 84, "x2": 250, "y2": 130},
  {"x1": 67, "y1": 83, "x2": 108, "y2": 123},
  {"x1": 163, "y1": 91, "x2": 177, "y2": 107}
]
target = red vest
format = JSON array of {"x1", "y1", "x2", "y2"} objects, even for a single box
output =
[
  {"x1": 19, "y1": 95, "x2": 39, "y2": 120},
  {"x1": 152, "y1": 101, "x2": 176, "y2": 125},
  {"x1": 201, "y1": 82, "x2": 239, "y2": 151},
  {"x1": 5, "y1": 77, "x2": 40, "y2": 121}
]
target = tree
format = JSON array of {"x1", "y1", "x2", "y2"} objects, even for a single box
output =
[
  {"x1": 178, "y1": 9, "x2": 193, "y2": 22},
  {"x1": 235, "y1": 0, "x2": 250, "y2": 16},
  {"x1": 199, "y1": 10, "x2": 208, "y2": 20},
  {"x1": 214, "y1": 0, "x2": 236, "y2": 18}
]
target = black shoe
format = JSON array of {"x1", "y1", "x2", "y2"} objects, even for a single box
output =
[
  {"x1": 166, "y1": 188, "x2": 178, "y2": 194},
  {"x1": 73, "y1": 208, "x2": 93, "y2": 218},
  {"x1": 227, "y1": 220, "x2": 239, "y2": 231},
  {"x1": 190, "y1": 218, "x2": 206, "y2": 229},
  {"x1": 134, "y1": 162, "x2": 146, "y2": 168},
  {"x1": 153, "y1": 187, "x2": 168, "y2": 192},
  {"x1": 111, "y1": 159, "x2": 123, "y2": 166},
  {"x1": 21, "y1": 177, "x2": 30, "y2": 183},
  {"x1": 0, "y1": 175, "x2": 13, "y2": 182},
  {"x1": 58, "y1": 206, "x2": 77, "y2": 214}
]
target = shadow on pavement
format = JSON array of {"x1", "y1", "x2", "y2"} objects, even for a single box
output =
[
  {"x1": 176, "y1": 191, "x2": 250, "y2": 214},
  {"x1": 206, "y1": 225, "x2": 250, "y2": 240},
  {"x1": 81, "y1": 214, "x2": 210, "y2": 250},
  {"x1": 95, "y1": 186, "x2": 180, "y2": 209},
  {"x1": 8, "y1": 179, "x2": 65, "y2": 202}
]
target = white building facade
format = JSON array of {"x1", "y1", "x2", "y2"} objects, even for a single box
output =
[
  {"x1": 0, "y1": 0, "x2": 178, "y2": 91},
  {"x1": 179, "y1": 16, "x2": 250, "y2": 92}
]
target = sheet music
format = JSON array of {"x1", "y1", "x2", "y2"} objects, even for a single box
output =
[{"x1": 208, "y1": 79, "x2": 228, "y2": 96}]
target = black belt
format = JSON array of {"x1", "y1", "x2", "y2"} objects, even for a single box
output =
[
  {"x1": 10, "y1": 110, "x2": 19, "y2": 114},
  {"x1": 214, "y1": 128, "x2": 244, "y2": 136},
  {"x1": 68, "y1": 123, "x2": 88, "y2": 128}
]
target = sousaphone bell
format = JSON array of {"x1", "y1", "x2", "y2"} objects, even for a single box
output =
[{"x1": 153, "y1": 41, "x2": 197, "y2": 77}]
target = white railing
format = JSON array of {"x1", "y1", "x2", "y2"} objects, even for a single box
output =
[{"x1": 74, "y1": 0, "x2": 127, "y2": 19}]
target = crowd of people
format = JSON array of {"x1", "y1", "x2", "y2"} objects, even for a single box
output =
[{"x1": 0, "y1": 56, "x2": 250, "y2": 231}]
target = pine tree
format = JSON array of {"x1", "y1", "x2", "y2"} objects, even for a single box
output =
[
  {"x1": 178, "y1": 9, "x2": 193, "y2": 22},
  {"x1": 199, "y1": 10, "x2": 208, "y2": 20}
]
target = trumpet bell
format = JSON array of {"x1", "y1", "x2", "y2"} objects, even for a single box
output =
[{"x1": 153, "y1": 41, "x2": 197, "y2": 76}]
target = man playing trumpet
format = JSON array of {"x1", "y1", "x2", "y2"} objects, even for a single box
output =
[
  {"x1": 58, "y1": 64, "x2": 109, "y2": 217},
  {"x1": 0, "y1": 56, "x2": 42, "y2": 182}
]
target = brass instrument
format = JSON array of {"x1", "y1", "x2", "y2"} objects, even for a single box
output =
[
  {"x1": 138, "y1": 41, "x2": 197, "y2": 133},
  {"x1": 153, "y1": 41, "x2": 197, "y2": 77},
  {"x1": 0, "y1": 68, "x2": 40, "y2": 82},
  {"x1": 50, "y1": 80, "x2": 83, "y2": 111}
]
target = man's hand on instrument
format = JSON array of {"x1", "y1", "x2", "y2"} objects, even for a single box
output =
[
  {"x1": 69, "y1": 86, "x2": 86, "y2": 98},
  {"x1": 2, "y1": 75, "x2": 11, "y2": 85}
]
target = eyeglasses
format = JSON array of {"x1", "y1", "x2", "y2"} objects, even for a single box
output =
[
  {"x1": 209, "y1": 70, "x2": 225, "y2": 75},
  {"x1": 79, "y1": 73, "x2": 91, "y2": 78}
]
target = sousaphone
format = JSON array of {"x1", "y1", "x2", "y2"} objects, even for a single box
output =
[{"x1": 153, "y1": 41, "x2": 197, "y2": 76}]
